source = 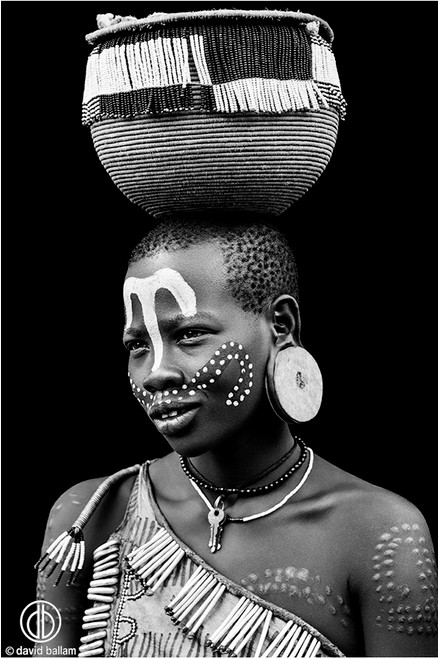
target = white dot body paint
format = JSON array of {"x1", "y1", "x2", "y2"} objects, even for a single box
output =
[
  {"x1": 123, "y1": 268, "x2": 197, "y2": 372},
  {"x1": 129, "y1": 340, "x2": 256, "y2": 412}
]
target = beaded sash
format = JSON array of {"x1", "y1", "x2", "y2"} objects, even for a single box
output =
[{"x1": 78, "y1": 463, "x2": 344, "y2": 657}]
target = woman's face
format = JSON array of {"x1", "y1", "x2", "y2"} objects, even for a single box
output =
[{"x1": 123, "y1": 242, "x2": 274, "y2": 456}]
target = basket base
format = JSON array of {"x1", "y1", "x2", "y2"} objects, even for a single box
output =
[{"x1": 91, "y1": 109, "x2": 339, "y2": 218}]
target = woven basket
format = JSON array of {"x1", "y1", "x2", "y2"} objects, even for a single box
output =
[{"x1": 83, "y1": 9, "x2": 346, "y2": 218}]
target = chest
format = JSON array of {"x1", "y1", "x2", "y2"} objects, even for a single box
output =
[{"x1": 156, "y1": 493, "x2": 363, "y2": 656}]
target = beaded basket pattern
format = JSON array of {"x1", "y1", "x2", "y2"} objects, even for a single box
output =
[{"x1": 82, "y1": 10, "x2": 346, "y2": 217}]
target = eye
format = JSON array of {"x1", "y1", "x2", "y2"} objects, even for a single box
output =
[
  {"x1": 124, "y1": 340, "x2": 150, "y2": 353},
  {"x1": 178, "y1": 328, "x2": 209, "y2": 343}
]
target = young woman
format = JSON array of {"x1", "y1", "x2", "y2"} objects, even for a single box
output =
[{"x1": 36, "y1": 219, "x2": 438, "y2": 657}]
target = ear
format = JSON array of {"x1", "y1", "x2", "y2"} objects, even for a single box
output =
[{"x1": 268, "y1": 294, "x2": 302, "y2": 347}]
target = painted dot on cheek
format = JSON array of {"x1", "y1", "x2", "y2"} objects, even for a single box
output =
[
  {"x1": 182, "y1": 384, "x2": 187, "y2": 390},
  {"x1": 226, "y1": 401, "x2": 232, "y2": 406},
  {"x1": 189, "y1": 391, "x2": 196, "y2": 396},
  {"x1": 215, "y1": 370, "x2": 221, "y2": 375}
]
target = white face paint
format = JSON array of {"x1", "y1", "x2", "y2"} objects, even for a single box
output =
[{"x1": 123, "y1": 267, "x2": 197, "y2": 372}]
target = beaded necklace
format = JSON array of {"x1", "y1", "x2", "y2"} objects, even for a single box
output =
[{"x1": 179, "y1": 437, "x2": 308, "y2": 496}]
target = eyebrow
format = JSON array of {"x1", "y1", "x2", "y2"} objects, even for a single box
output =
[{"x1": 123, "y1": 311, "x2": 218, "y2": 338}]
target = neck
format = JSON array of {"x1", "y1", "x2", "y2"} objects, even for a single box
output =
[{"x1": 188, "y1": 414, "x2": 296, "y2": 489}]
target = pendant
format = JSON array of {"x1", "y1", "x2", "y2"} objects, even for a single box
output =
[{"x1": 207, "y1": 496, "x2": 227, "y2": 553}]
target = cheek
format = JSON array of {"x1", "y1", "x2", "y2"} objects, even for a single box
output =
[
  {"x1": 207, "y1": 341, "x2": 255, "y2": 409},
  {"x1": 128, "y1": 341, "x2": 258, "y2": 411}
]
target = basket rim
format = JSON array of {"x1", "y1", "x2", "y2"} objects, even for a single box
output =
[{"x1": 85, "y1": 9, "x2": 334, "y2": 46}]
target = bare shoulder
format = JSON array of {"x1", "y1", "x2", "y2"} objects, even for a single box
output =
[
  {"x1": 43, "y1": 477, "x2": 108, "y2": 544},
  {"x1": 313, "y1": 455, "x2": 438, "y2": 650},
  {"x1": 312, "y1": 454, "x2": 430, "y2": 542},
  {"x1": 42, "y1": 471, "x2": 138, "y2": 557}
]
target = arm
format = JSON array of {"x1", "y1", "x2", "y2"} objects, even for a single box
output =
[
  {"x1": 352, "y1": 497, "x2": 438, "y2": 656},
  {"x1": 36, "y1": 473, "x2": 136, "y2": 652}
]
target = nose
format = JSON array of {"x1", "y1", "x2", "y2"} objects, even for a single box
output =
[{"x1": 142, "y1": 360, "x2": 185, "y2": 394}]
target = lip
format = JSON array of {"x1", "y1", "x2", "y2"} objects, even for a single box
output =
[{"x1": 148, "y1": 400, "x2": 202, "y2": 436}]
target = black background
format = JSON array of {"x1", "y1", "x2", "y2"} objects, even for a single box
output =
[{"x1": 2, "y1": 1, "x2": 436, "y2": 653}]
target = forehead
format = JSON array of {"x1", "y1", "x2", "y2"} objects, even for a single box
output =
[{"x1": 125, "y1": 242, "x2": 231, "y2": 307}]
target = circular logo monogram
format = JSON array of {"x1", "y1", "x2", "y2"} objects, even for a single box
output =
[{"x1": 20, "y1": 600, "x2": 62, "y2": 643}]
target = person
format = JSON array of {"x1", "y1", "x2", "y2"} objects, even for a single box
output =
[{"x1": 36, "y1": 218, "x2": 438, "y2": 657}]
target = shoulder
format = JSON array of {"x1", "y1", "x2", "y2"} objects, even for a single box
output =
[
  {"x1": 312, "y1": 456, "x2": 438, "y2": 650},
  {"x1": 42, "y1": 468, "x2": 139, "y2": 555},
  {"x1": 312, "y1": 454, "x2": 427, "y2": 536},
  {"x1": 313, "y1": 456, "x2": 436, "y2": 590},
  {"x1": 311, "y1": 455, "x2": 435, "y2": 575},
  {"x1": 45, "y1": 477, "x2": 108, "y2": 539}
]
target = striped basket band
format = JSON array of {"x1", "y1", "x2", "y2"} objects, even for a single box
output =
[{"x1": 82, "y1": 10, "x2": 346, "y2": 125}]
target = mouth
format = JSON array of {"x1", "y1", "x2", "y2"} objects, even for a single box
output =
[{"x1": 149, "y1": 401, "x2": 202, "y2": 436}]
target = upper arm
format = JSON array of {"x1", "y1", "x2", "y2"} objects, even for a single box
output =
[{"x1": 351, "y1": 496, "x2": 438, "y2": 656}]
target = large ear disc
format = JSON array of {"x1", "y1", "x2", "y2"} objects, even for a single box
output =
[{"x1": 266, "y1": 346, "x2": 323, "y2": 423}]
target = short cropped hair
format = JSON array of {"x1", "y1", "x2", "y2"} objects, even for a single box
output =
[{"x1": 129, "y1": 216, "x2": 299, "y2": 314}]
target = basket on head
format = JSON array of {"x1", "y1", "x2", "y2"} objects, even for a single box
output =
[{"x1": 82, "y1": 9, "x2": 346, "y2": 219}]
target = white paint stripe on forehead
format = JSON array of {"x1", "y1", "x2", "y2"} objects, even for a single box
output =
[{"x1": 123, "y1": 267, "x2": 197, "y2": 372}]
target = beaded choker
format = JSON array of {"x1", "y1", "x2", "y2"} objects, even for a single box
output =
[{"x1": 179, "y1": 437, "x2": 308, "y2": 496}]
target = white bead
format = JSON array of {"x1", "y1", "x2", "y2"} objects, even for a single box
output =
[
  {"x1": 82, "y1": 619, "x2": 108, "y2": 628},
  {"x1": 80, "y1": 630, "x2": 107, "y2": 643},
  {"x1": 89, "y1": 577, "x2": 118, "y2": 587}
]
